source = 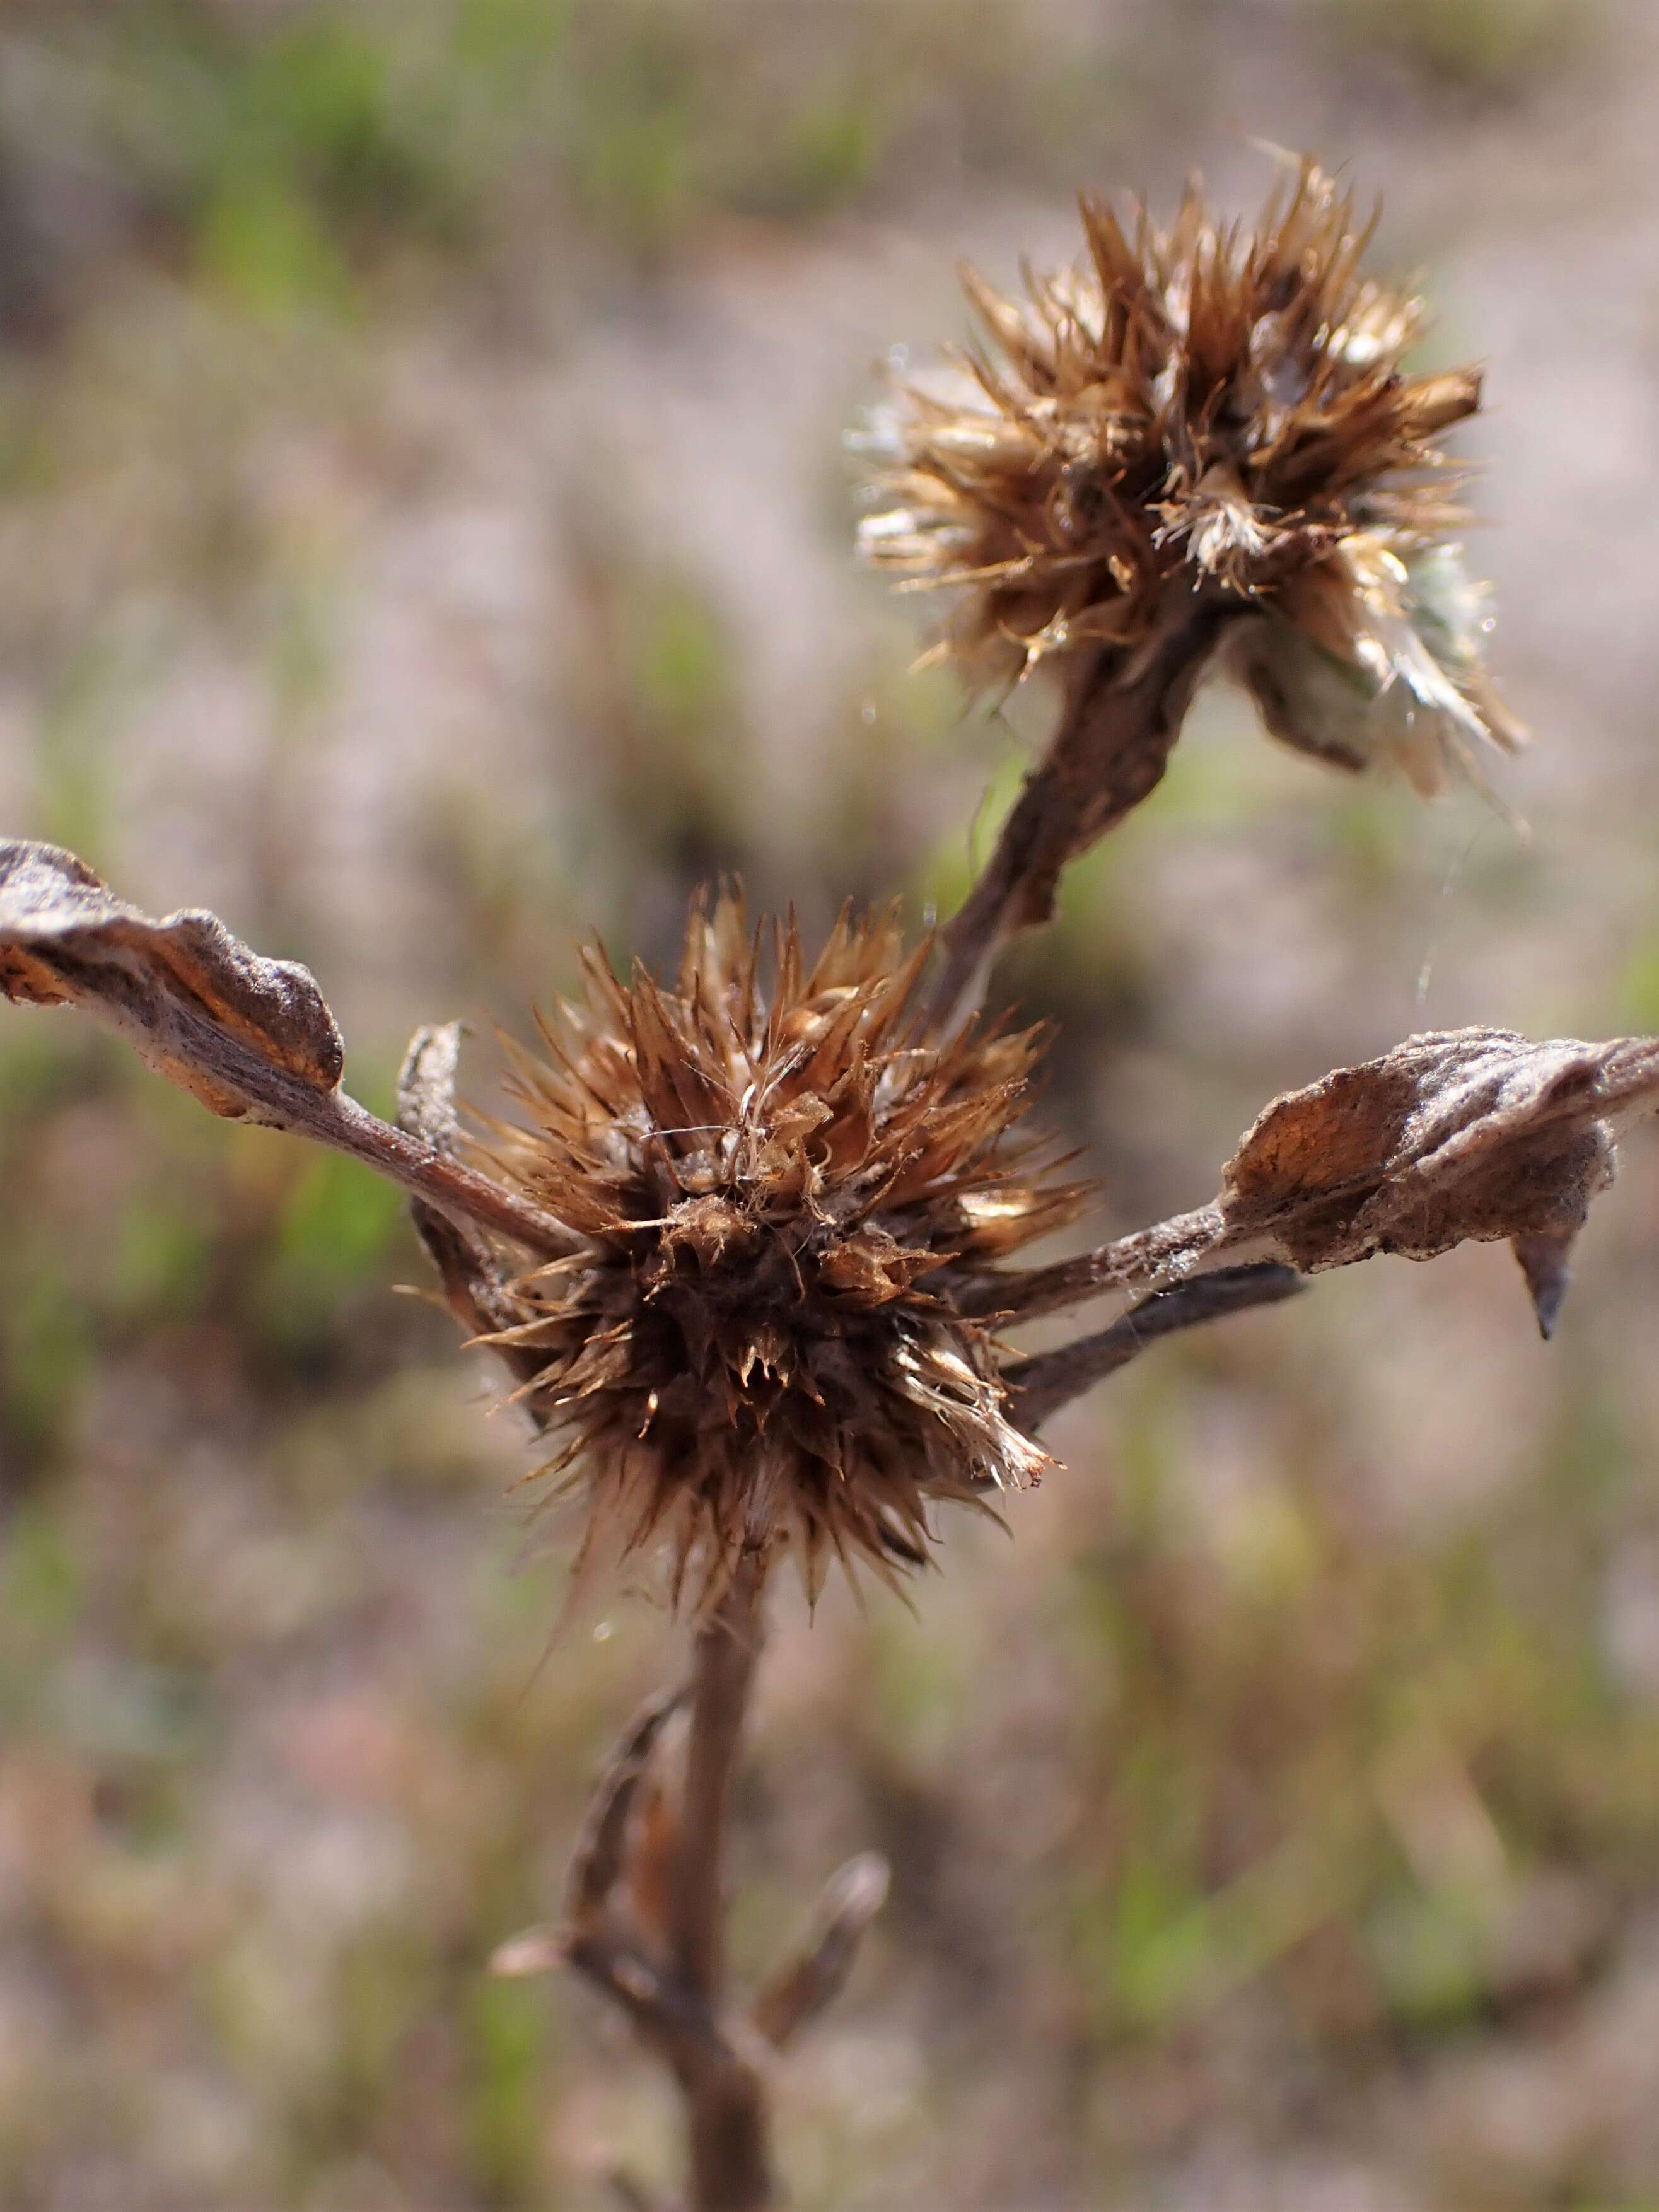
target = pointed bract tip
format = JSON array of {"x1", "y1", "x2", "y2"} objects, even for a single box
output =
[{"x1": 1514, "y1": 1230, "x2": 1575, "y2": 1341}]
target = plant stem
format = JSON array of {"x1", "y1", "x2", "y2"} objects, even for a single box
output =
[
  {"x1": 926, "y1": 597, "x2": 1228, "y2": 1031},
  {"x1": 1003, "y1": 1262, "x2": 1303, "y2": 1426},
  {"x1": 672, "y1": 1555, "x2": 773, "y2": 2212}
]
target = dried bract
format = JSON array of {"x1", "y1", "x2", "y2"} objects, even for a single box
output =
[
  {"x1": 475, "y1": 895, "x2": 1089, "y2": 1605},
  {"x1": 859, "y1": 156, "x2": 1522, "y2": 794}
]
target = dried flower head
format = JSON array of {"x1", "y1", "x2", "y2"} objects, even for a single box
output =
[
  {"x1": 859, "y1": 154, "x2": 1523, "y2": 794},
  {"x1": 478, "y1": 895, "x2": 1088, "y2": 1606}
]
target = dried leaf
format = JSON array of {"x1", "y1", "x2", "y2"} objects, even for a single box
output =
[
  {"x1": 1218, "y1": 1030, "x2": 1645, "y2": 1297},
  {"x1": 566, "y1": 1684, "x2": 687, "y2": 1933},
  {"x1": 749, "y1": 1852, "x2": 890, "y2": 2050},
  {"x1": 394, "y1": 1022, "x2": 556, "y2": 1357},
  {"x1": 492, "y1": 1684, "x2": 689, "y2": 1980},
  {"x1": 1001, "y1": 1028, "x2": 1659, "y2": 1337},
  {"x1": 624, "y1": 1764, "x2": 682, "y2": 1954},
  {"x1": 1513, "y1": 1228, "x2": 1576, "y2": 1341},
  {"x1": 489, "y1": 1924, "x2": 566, "y2": 1979},
  {"x1": 0, "y1": 838, "x2": 341, "y2": 1115},
  {"x1": 0, "y1": 839, "x2": 575, "y2": 1259},
  {"x1": 397, "y1": 1020, "x2": 465, "y2": 1153}
]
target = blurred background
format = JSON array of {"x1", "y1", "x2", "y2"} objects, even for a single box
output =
[{"x1": 3, "y1": 3, "x2": 1659, "y2": 2206}]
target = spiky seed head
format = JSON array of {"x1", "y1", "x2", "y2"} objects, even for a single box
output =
[
  {"x1": 858, "y1": 154, "x2": 1524, "y2": 795},
  {"x1": 476, "y1": 895, "x2": 1088, "y2": 1609}
]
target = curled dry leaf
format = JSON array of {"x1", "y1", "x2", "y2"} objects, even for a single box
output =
[
  {"x1": 566, "y1": 1684, "x2": 688, "y2": 1933},
  {"x1": 396, "y1": 1019, "x2": 465, "y2": 1155},
  {"x1": 1217, "y1": 1028, "x2": 1644, "y2": 1303},
  {"x1": 491, "y1": 1684, "x2": 689, "y2": 1980},
  {"x1": 0, "y1": 839, "x2": 576, "y2": 1261},
  {"x1": 1003, "y1": 1028, "x2": 1659, "y2": 1338},
  {"x1": 749, "y1": 1852, "x2": 892, "y2": 2051},
  {"x1": 0, "y1": 837, "x2": 342, "y2": 1113},
  {"x1": 395, "y1": 1021, "x2": 552, "y2": 1354}
]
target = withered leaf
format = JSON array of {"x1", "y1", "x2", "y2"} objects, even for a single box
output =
[
  {"x1": 566, "y1": 1684, "x2": 687, "y2": 1933},
  {"x1": 490, "y1": 1683, "x2": 688, "y2": 1982},
  {"x1": 395, "y1": 1022, "x2": 556, "y2": 1354},
  {"x1": 0, "y1": 839, "x2": 341, "y2": 1117},
  {"x1": 0, "y1": 839, "x2": 576, "y2": 1259},
  {"x1": 1001, "y1": 1028, "x2": 1659, "y2": 1339},
  {"x1": 396, "y1": 1020, "x2": 465, "y2": 1155},
  {"x1": 749, "y1": 1851, "x2": 891, "y2": 2051},
  {"x1": 1218, "y1": 1028, "x2": 1651, "y2": 1330}
]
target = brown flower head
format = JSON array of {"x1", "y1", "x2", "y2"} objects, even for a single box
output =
[
  {"x1": 477, "y1": 895, "x2": 1088, "y2": 1606},
  {"x1": 858, "y1": 154, "x2": 1523, "y2": 794}
]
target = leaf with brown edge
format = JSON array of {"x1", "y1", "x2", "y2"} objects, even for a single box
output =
[{"x1": 0, "y1": 838, "x2": 342, "y2": 1117}]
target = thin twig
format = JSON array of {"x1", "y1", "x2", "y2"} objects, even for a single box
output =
[
  {"x1": 1004, "y1": 1263, "x2": 1304, "y2": 1428},
  {"x1": 305, "y1": 1085, "x2": 582, "y2": 1258},
  {"x1": 564, "y1": 1929, "x2": 735, "y2": 2074},
  {"x1": 965, "y1": 1202, "x2": 1231, "y2": 1322}
]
